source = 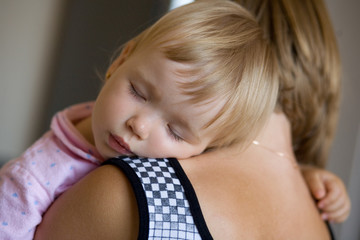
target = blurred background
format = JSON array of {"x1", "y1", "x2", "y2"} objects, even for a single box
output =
[{"x1": 0, "y1": 0, "x2": 359, "y2": 239}]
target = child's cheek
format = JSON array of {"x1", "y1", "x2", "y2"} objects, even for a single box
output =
[{"x1": 141, "y1": 131, "x2": 176, "y2": 158}]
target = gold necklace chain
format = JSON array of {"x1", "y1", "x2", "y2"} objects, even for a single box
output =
[{"x1": 252, "y1": 140, "x2": 299, "y2": 169}]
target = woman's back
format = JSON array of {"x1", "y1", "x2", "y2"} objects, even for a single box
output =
[{"x1": 180, "y1": 112, "x2": 330, "y2": 239}]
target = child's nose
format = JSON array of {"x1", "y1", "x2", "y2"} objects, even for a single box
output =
[{"x1": 126, "y1": 115, "x2": 151, "y2": 140}]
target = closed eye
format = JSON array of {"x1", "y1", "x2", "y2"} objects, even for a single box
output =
[
  {"x1": 128, "y1": 82, "x2": 146, "y2": 101},
  {"x1": 167, "y1": 125, "x2": 183, "y2": 142}
]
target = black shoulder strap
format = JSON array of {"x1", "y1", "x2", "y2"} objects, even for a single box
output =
[{"x1": 103, "y1": 156, "x2": 213, "y2": 240}]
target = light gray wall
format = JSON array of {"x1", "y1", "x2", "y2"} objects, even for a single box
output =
[
  {"x1": 325, "y1": 0, "x2": 360, "y2": 239},
  {"x1": 0, "y1": 0, "x2": 65, "y2": 161}
]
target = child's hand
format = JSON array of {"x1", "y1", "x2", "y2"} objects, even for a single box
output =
[{"x1": 301, "y1": 166, "x2": 351, "y2": 223}]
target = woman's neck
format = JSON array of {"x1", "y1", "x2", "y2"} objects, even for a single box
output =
[{"x1": 252, "y1": 111, "x2": 296, "y2": 164}]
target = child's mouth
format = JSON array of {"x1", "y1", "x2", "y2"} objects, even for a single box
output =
[{"x1": 108, "y1": 134, "x2": 133, "y2": 155}]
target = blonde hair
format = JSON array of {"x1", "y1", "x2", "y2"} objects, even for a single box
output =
[
  {"x1": 235, "y1": 0, "x2": 341, "y2": 167},
  {"x1": 122, "y1": 0, "x2": 278, "y2": 150}
]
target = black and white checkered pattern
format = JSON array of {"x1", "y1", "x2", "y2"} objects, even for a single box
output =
[{"x1": 122, "y1": 156, "x2": 202, "y2": 240}]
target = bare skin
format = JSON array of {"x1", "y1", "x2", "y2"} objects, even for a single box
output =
[{"x1": 35, "y1": 112, "x2": 330, "y2": 239}]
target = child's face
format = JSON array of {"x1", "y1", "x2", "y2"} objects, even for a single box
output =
[{"x1": 92, "y1": 45, "x2": 223, "y2": 159}]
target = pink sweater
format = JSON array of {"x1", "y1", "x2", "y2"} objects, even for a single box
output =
[{"x1": 0, "y1": 102, "x2": 102, "y2": 239}]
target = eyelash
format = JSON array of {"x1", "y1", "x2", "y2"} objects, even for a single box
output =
[
  {"x1": 128, "y1": 83, "x2": 146, "y2": 101},
  {"x1": 167, "y1": 125, "x2": 183, "y2": 142}
]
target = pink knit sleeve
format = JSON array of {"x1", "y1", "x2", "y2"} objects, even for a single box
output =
[{"x1": 0, "y1": 161, "x2": 52, "y2": 240}]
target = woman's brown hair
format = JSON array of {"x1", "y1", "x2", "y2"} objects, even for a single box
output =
[{"x1": 234, "y1": 0, "x2": 341, "y2": 167}]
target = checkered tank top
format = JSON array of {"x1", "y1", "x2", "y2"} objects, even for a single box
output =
[{"x1": 103, "y1": 156, "x2": 213, "y2": 240}]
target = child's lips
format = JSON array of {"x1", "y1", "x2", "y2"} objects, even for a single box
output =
[{"x1": 108, "y1": 134, "x2": 133, "y2": 155}]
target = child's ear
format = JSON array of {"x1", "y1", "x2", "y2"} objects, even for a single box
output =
[{"x1": 106, "y1": 40, "x2": 136, "y2": 79}]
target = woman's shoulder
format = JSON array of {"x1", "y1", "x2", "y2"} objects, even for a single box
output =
[
  {"x1": 178, "y1": 110, "x2": 331, "y2": 239},
  {"x1": 35, "y1": 165, "x2": 139, "y2": 240},
  {"x1": 36, "y1": 154, "x2": 330, "y2": 240},
  {"x1": 181, "y1": 145, "x2": 330, "y2": 239}
]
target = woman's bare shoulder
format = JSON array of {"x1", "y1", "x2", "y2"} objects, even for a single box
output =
[
  {"x1": 180, "y1": 143, "x2": 331, "y2": 239},
  {"x1": 179, "y1": 111, "x2": 330, "y2": 239},
  {"x1": 35, "y1": 165, "x2": 139, "y2": 240}
]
